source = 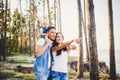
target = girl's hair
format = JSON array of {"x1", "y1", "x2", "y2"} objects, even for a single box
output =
[{"x1": 51, "y1": 32, "x2": 67, "y2": 56}]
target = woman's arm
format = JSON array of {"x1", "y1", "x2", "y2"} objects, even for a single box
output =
[
  {"x1": 52, "y1": 38, "x2": 81, "y2": 52},
  {"x1": 52, "y1": 40, "x2": 73, "y2": 52}
]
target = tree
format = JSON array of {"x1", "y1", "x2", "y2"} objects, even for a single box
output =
[
  {"x1": 54, "y1": 0, "x2": 57, "y2": 26},
  {"x1": 0, "y1": 0, "x2": 4, "y2": 60},
  {"x1": 86, "y1": 0, "x2": 99, "y2": 80},
  {"x1": 58, "y1": 0, "x2": 62, "y2": 32},
  {"x1": 20, "y1": 0, "x2": 23, "y2": 53},
  {"x1": 83, "y1": 0, "x2": 89, "y2": 62},
  {"x1": 77, "y1": 0, "x2": 84, "y2": 79},
  {"x1": 107, "y1": 0, "x2": 116, "y2": 80},
  {"x1": 2, "y1": 0, "x2": 8, "y2": 60},
  {"x1": 47, "y1": 0, "x2": 51, "y2": 25},
  {"x1": 29, "y1": 0, "x2": 37, "y2": 56}
]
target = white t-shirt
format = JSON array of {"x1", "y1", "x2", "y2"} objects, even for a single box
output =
[
  {"x1": 36, "y1": 38, "x2": 51, "y2": 69},
  {"x1": 36, "y1": 38, "x2": 45, "y2": 46},
  {"x1": 51, "y1": 51, "x2": 68, "y2": 73}
]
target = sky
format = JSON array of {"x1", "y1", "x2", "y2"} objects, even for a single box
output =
[
  {"x1": 10, "y1": 0, "x2": 120, "y2": 50},
  {"x1": 61, "y1": 0, "x2": 120, "y2": 50}
]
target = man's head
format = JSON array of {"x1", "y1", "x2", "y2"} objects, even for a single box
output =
[{"x1": 47, "y1": 26, "x2": 56, "y2": 41}]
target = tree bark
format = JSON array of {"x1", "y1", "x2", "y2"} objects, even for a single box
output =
[
  {"x1": 20, "y1": 0, "x2": 23, "y2": 53},
  {"x1": 107, "y1": 0, "x2": 116, "y2": 80},
  {"x1": 47, "y1": 0, "x2": 51, "y2": 25},
  {"x1": 86, "y1": 0, "x2": 99, "y2": 80},
  {"x1": 3, "y1": 0, "x2": 8, "y2": 60},
  {"x1": 83, "y1": 0, "x2": 89, "y2": 62},
  {"x1": 0, "y1": 0, "x2": 4, "y2": 60},
  {"x1": 77, "y1": 0, "x2": 84, "y2": 78},
  {"x1": 58, "y1": 0, "x2": 62, "y2": 32}
]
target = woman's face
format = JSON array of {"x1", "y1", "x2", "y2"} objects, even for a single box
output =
[{"x1": 56, "y1": 33, "x2": 64, "y2": 44}]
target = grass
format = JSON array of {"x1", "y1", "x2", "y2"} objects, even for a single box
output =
[
  {"x1": 9, "y1": 59, "x2": 34, "y2": 64},
  {"x1": 68, "y1": 56, "x2": 77, "y2": 62}
]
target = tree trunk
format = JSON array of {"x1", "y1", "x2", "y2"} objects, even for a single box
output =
[
  {"x1": 86, "y1": 0, "x2": 99, "y2": 80},
  {"x1": 29, "y1": 0, "x2": 33, "y2": 56},
  {"x1": 77, "y1": 0, "x2": 84, "y2": 79},
  {"x1": 43, "y1": 0, "x2": 45, "y2": 18},
  {"x1": 54, "y1": 0, "x2": 56, "y2": 27},
  {"x1": 47, "y1": 0, "x2": 51, "y2": 25},
  {"x1": 0, "y1": 0, "x2": 4, "y2": 60},
  {"x1": 8, "y1": 0, "x2": 12, "y2": 55},
  {"x1": 3, "y1": 0, "x2": 8, "y2": 60},
  {"x1": 83, "y1": 0, "x2": 89, "y2": 62},
  {"x1": 29, "y1": 0, "x2": 36, "y2": 56},
  {"x1": 58, "y1": 0, "x2": 62, "y2": 32},
  {"x1": 107, "y1": 0, "x2": 116, "y2": 80},
  {"x1": 20, "y1": 0, "x2": 23, "y2": 53}
]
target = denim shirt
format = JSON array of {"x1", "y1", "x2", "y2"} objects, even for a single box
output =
[{"x1": 34, "y1": 38, "x2": 52, "y2": 78}]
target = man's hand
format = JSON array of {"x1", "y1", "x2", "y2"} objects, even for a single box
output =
[{"x1": 45, "y1": 35, "x2": 53, "y2": 45}]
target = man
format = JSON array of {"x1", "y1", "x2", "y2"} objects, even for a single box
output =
[{"x1": 34, "y1": 26, "x2": 56, "y2": 80}]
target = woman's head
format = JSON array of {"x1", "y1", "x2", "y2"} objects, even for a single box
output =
[
  {"x1": 52, "y1": 32, "x2": 67, "y2": 56},
  {"x1": 55, "y1": 32, "x2": 64, "y2": 44}
]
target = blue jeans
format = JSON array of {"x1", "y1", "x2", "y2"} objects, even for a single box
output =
[
  {"x1": 50, "y1": 71, "x2": 68, "y2": 80},
  {"x1": 35, "y1": 72, "x2": 49, "y2": 80}
]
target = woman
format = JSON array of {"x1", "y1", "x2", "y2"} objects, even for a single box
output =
[{"x1": 50, "y1": 32, "x2": 80, "y2": 80}]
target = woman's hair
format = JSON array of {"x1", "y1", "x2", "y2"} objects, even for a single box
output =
[{"x1": 51, "y1": 32, "x2": 67, "y2": 56}]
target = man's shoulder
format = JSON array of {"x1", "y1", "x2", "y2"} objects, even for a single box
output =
[{"x1": 37, "y1": 38, "x2": 46, "y2": 45}]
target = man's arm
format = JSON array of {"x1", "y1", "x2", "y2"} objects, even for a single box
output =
[
  {"x1": 35, "y1": 36, "x2": 53, "y2": 57},
  {"x1": 35, "y1": 43, "x2": 50, "y2": 57}
]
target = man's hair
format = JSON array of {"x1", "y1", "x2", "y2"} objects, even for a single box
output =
[{"x1": 47, "y1": 26, "x2": 56, "y2": 32}]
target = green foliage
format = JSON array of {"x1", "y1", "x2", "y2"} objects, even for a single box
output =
[{"x1": 12, "y1": 8, "x2": 26, "y2": 27}]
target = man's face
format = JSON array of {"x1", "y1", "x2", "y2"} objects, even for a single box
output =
[{"x1": 47, "y1": 29, "x2": 56, "y2": 40}]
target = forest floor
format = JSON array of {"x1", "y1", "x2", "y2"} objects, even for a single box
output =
[
  {"x1": 0, "y1": 54, "x2": 120, "y2": 80},
  {"x1": 0, "y1": 55, "x2": 79, "y2": 80}
]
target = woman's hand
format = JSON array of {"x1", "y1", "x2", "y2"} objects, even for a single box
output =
[{"x1": 73, "y1": 38, "x2": 82, "y2": 44}]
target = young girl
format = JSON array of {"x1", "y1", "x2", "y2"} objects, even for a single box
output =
[{"x1": 50, "y1": 32, "x2": 80, "y2": 80}]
